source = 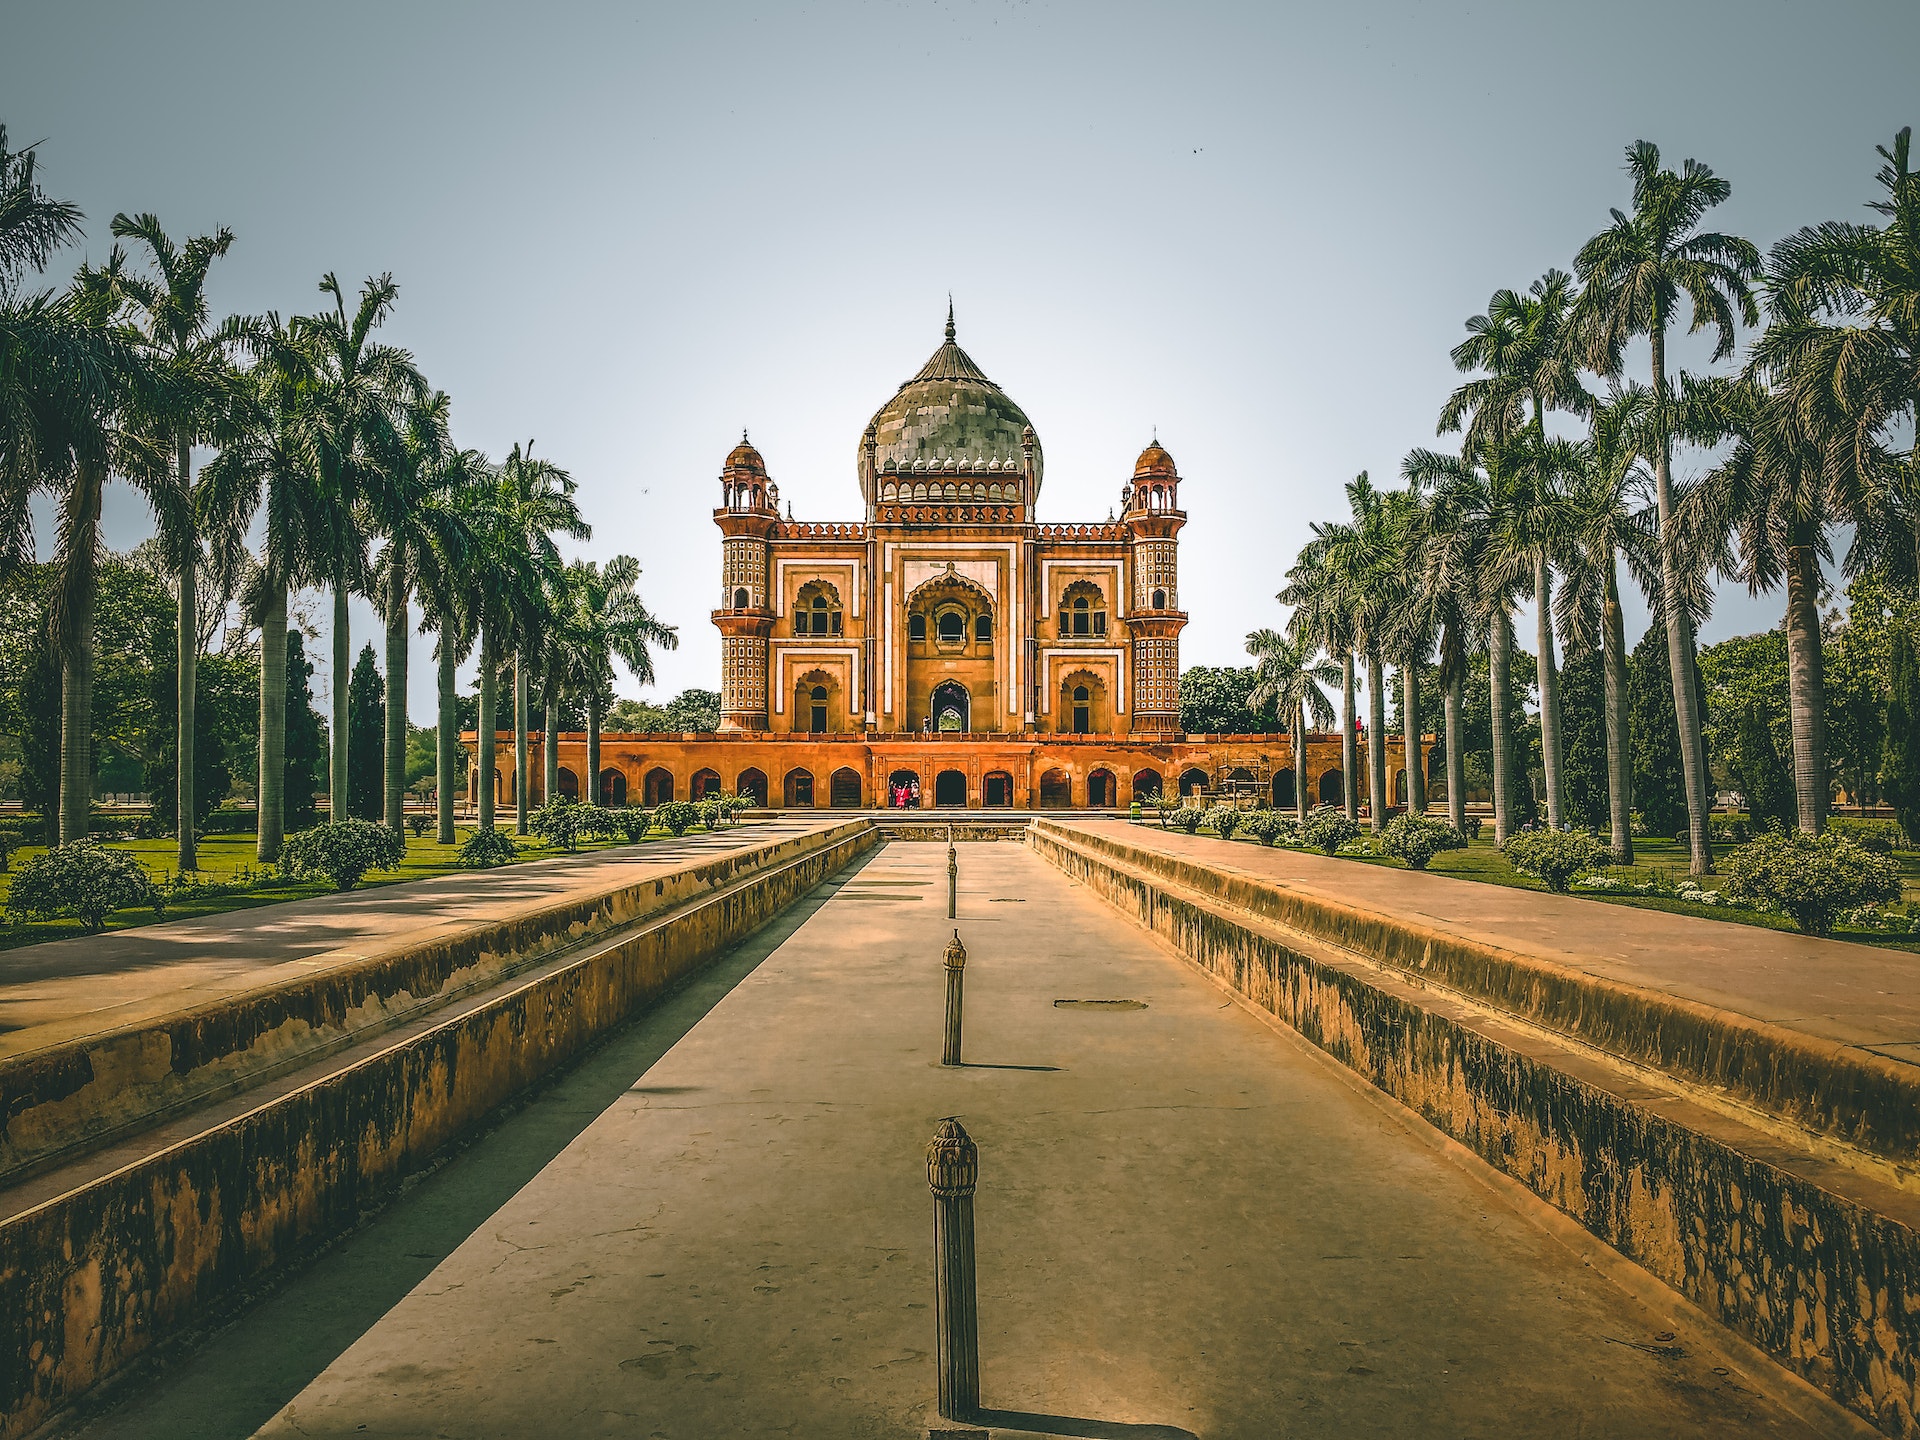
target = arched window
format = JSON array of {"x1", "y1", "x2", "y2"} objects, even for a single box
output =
[
  {"x1": 937, "y1": 609, "x2": 965, "y2": 644},
  {"x1": 794, "y1": 583, "x2": 844, "y2": 636},
  {"x1": 910, "y1": 612, "x2": 927, "y2": 642},
  {"x1": 975, "y1": 612, "x2": 992, "y2": 644},
  {"x1": 1059, "y1": 581, "x2": 1107, "y2": 638},
  {"x1": 733, "y1": 587, "x2": 750, "y2": 610},
  {"x1": 1151, "y1": 587, "x2": 1167, "y2": 609},
  {"x1": 1073, "y1": 685, "x2": 1092, "y2": 734},
  {"x1": 810, "y1": 684, "x2": 828, "y2": 734}
]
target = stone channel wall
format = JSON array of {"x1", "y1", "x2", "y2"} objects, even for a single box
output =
[
  {"x1": 0, "y1": 821, "x2": 878, "y2": 1440},
  {"x1": 1028, "y1": 819, "x2": 1920, "y2": 1436}
]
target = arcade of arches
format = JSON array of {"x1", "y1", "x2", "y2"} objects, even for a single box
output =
[{"x1": 464, "y1": 731, "x2": 1432, "y2": 812}]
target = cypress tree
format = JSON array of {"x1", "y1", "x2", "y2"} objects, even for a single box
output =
[
  {"x1": 1629, "y1": 624, "x2": 1688, "y2": 838},
  {"x1": 283, "y1": 630, "x2": 326, "y2": 832},
  {"x1": 1559, "y1": 651, "x2": 1610, "y2": 831},
  {"x1": 1884, "y1": 623, "x2": 1920, "y2": 845},
  {"x1": 1735, "y1": 700, "x2": 1794, "y2": 831},
  {"x1": 346, "y1": 643, "x2": 386, "y2": 821}
]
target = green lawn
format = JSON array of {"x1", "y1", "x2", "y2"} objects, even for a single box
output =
[
  {"x1": 1208, "y1": 828, "x2": 1920, "y2": 954},
  {"x1": 0, "y1": 822, "x2": 745, "y2": 954}
]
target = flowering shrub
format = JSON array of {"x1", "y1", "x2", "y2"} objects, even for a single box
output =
[
  {"x1": 458, "y1": 826, "x2": 520, "y2": 868},
  {"x1": 1206, "y1": 806, "x2": 1243, "y2": 840},
  {"x1": 529, "y1": 799, "x2": 585, "y2": 853},
  {"x1": 1501, "y1": 830, "x2": 1611, "y2": 893},
  {"x1": 281, "y1": 821, "x2": 407, "y2": 892},
  {"x1": 5, "y1": 840, "x2": 162, "y2": 930},
  {"x1": 1724, "y1": 829, "x2": 1902, "y2": 935},
  {"x1": 1379, "y1": 814, "x2": 1467, "y2": 871},
  {"x1": 1167, "y1": 805, "x2": 1206, "y2": 835},
  {"x1": 656, "y1": 801, "x2": 699, "y2": 836},
  {"x1": 1242, "y1": 810, "x2": 1297, "y2": 847},
  {"x1": 614, "y1": 807, "x2": 653, "y2": 842},
  {"x1": 1301, "y1": 805, "x2": 1359, "y2": 855}
]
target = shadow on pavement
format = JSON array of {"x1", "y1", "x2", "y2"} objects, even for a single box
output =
[
  {"x1": 976, "y1": 1408, "x2": 1200, "y2": 1439},
  {"x1": 57, "y1": 849, "x2": 875, "y2": 1440}
]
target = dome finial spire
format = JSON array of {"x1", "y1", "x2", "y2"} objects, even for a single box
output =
[{"x1": 945, "y1": 295, "x2": 955, "y2": 343}]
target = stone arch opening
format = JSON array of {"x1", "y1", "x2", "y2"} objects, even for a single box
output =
[
  {"x1": 733, "y1": 587, "x2": 750, "y2": 610},
  {"x1": 1087, "y1": 768, "x2": 1116, "y2": 808},
  {"x1": 1319, "y1": 768, "x2": 1344, "y2": 806},
  {"x1": 1057, "y1": 579, "x2": 1108, "y2": 638},
  {"x1": 643, "y1": 768, "x2": 673, "y2": 806},
  {"x1": 601, "y1": 769, "x2": 628, "y2": 806},
  {"x1": 830, "y1": 767, "x2": 863, "y2": 808},
  {"x1": 1178, "y1": 767, "x2": 1209, "y2": 797},
  {"x1": 1039, "y1": 768, "x2": 1072, "y2": 809},
  {"x1": 983, "y1": 771, "x2": 1014, "y2": 807},
  {"x1": 783, "y1": 768, "x2": 814, "y2": 807},
  {"x1": 1273, "y1": 770, "x2": 1296, "y2": 809},
  {"x1": 1132, "y1": 768, "x2": 1163, "y2": 802},
  {"x1": 736, "y1": 768, "x2": 768, "y2": 807},
  {"x1": 691, "y1": 768, "x2": 722, "y2": 800},
  {"x1": 934, "y1": 770, "x2": 968, "y2": 807},
  {"x1": 793, "y1": 580, "x2": 843, "y2": 636},
  {"x1": 1057, "y1": 669, "x2": 1109, "y2": 736},
  {"x1": 930, "y1": 679, "x2": 970, "y2": 734},
  {"x1": 791, "y1": 668, "x2": 839, "y2": 734},
  {"x1": 557, "y1": 767, "x2": 579, "y2": 801},
  {"x1": 886, "y1": 770, "x2": 921, "y2": 808}
]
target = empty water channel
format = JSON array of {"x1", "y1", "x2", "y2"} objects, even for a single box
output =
[{"x1": 50, "y1": 836, "x2": 1865, "y2": 1439}]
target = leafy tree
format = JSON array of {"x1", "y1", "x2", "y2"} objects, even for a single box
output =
[
  {"x1": 1698, "y1": 630, "x2": 1789, "y2": 790},
  {"x1": 663, "y1": 688, "x2": 722, "y2": 734},
  {"x1": 1735, "y1": 700, "x2": 1795, "y2": 831},
  {"x1": 147, "y1": 649, "x2": 249, "y2": 830},
  {"x1": 605, "y1": 696, "x2": 672, "y2": 732},
  {"x1": 345, "y1": 642, "x2": 385, "y2": 821},
  {"x1": 1177, "y1": 666, "x2": 1275, "y2": 735},
  {"x1": 282, "y1": 629, "x2": 325, "y2": 832},
  {"x1": 1884, "y1": 622, "x2": 1920, "y2": 843},
  {"x1": 1827, "y1": 575, "x2": 1896, "y2": 809}
]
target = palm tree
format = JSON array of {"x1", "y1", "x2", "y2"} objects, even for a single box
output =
[
  {"x1": 1574, "y1": 140, "x2": 1761, "y2": 874},
  {"x1": 203, "y1": 314, "x2": 327, "y2": 862},
  {"x1": 1764, "y1": 128, "x2": 1920, "y2": 593},
  {"x1": 1555, "y1": 386, "x2": 1657, "y2": 861},
  {"x1": 552, "y1": 556, "x2": 678, "y2": 807},
  {"x1": 89, "y1": 213, "x2": 236, "y2": 869},
  {"x1": 1382, "y1": 486, "x2": 1440, "y2": 817},
  {"x1": 1403, "y1": 451, "x2": 1489, "y2": 835},
  {"x1": 1443, "y1": 274, "x2": 1590, "y2": 829},
  {"x1": 1246, "y1": 627, "x2": 1338, "y2": 825},
  {"x1": 1280, "y1": 527, "x2": 1359, "y2": 819},
  {"x1": 467, "y1": 442, "x2": 588, "y2": 832},
  {"x1": 368, "y1": 389, "x2": 474, "y2": 836},
  {"x1": 411, "y1": 447, "x2": 490, "y2": 843},
  {"x1": 291, "y1": 273, "x2": 423, "y2": 823},
  {"x1": 1314, "y1": 474, "x2": 1400, "y2": 830}
]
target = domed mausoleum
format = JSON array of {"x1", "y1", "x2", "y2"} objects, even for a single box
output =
[{"x1": 472, "y1": 312, "x2": 1428, "y2": 813}]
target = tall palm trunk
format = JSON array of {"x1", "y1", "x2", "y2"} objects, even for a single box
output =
[
  {"x1": 1293, "y1": 704, "x2": 1308, "y2": 826},
  {"x1": 1650, "y1": 327, "x2": 1713, "y2": 874},
  {"x1": 1444, "y1": 668, "x2": 1466, "y2": 834},
  {"x1": 175, "y1": 439, "x2": 198, "y2": 870},
  {"x1": 436, "y1": 637, "x2": 456, "y2": 844},
  {"x1": 1784, "y1": 535, "x2": 1829, "y2": 834},
  {"x1": 543, "y1": 694, "x2": 559, "y2": 805},
  {"x1": 1366, "y1": 652, "x2": 1387, "y2": 830},
  {"x1": 1402, "y1": 660, "x2": 1426, "y2": 815},
  {"x1": 587, "y1": 694, "x2": 603, "y2": 809},
  {"x1": 1602, "y1": 556, "x2": 1635, "y2": 864},
  {"x1": 58, "y1": 460, "x2": 105, "y2": 846},
  {"x1": 383, "y1": 541, "x2": 408, "y2": 834},
  {"x1": 514, "y1": 653, "x2": 530, "y2": 834},
  {"x1": 1489, "y1": 608, "x2": 1514, "y2": 845},
  {"x1": 477, "y1": 629, "x2": 497, "y2": 831},
  {"x1": 1340, "y1": 653, "x2": 1358, "y2": 820},
  {"x1": 257, "y1": 581, "x2": 288, "y2": 863},
  {"x1": 1534, "y1": 554, "x2": 1566, "y2": 829},
  {"x1": 330, "y1": 581, "x2": 350, "y2": 823}
]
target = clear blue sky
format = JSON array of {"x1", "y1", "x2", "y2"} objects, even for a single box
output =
[{"x1": 6, "y1": 0, "x2": 1917, "y2": 722}]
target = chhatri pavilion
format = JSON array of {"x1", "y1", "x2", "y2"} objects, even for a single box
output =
[{"x1": 473, "y1": 311, "x2": 1423, "y2": 810}]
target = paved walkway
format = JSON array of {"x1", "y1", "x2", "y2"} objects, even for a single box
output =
[
  {"x1": 0, "y1": 819, "x2": 835, "y2": 1058},
  {"x1": 1073, "y1": 820, "x2": 1920, "y2": 1067},
  {"x1": 240, "y1": 841, "x2": 1855, "y2": 1439}
]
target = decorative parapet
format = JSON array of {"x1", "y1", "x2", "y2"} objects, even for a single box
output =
[
  {"x1": 1037, "y1": 521, "x2": 1126, "y2": 542},
  {"x1": 773, "y1": 521, "x2": 866, "y2": 540}
]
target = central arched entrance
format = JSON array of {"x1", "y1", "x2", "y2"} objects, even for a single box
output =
[
  {"x1": 934, "y1": 770, "x2": 967, "y2": 806},
  {"x1": 930, "y1": 680, "x2": 969, "y2": 733}
]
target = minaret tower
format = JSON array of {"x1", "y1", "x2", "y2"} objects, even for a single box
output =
[
  {"x1": 1122, "y1": 438, "x2": 1188, "y2": 733},
  {"x1": 712, "y1": 433, "x2": 776, "y2": 732}
]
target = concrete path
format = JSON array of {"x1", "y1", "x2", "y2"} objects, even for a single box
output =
[
  {"x1": 244, "y1": 841, "x2": 1857, "y2": 1439},
  {"x1": 1072, "y1": 820, "x2": 1920, "y2": 1066},
  {"x1": 0, "y1": 819, "x2": 834, "y2": 1058}
]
